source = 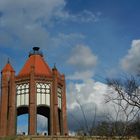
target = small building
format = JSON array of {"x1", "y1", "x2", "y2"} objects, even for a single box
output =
[{"x1": 0, "y1": 47, "x2": 68, "y2": 136}]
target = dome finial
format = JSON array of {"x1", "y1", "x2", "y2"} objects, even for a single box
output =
[
  {"x1": 29, "y1": 47, "x2": 43, "y2": 57},
  {"x1": 54, "y1": 63, "x2": 56, "y2": 69},
  {"x1": 53, "y1": 63, "x2": 57, "y2": 70},
  {"x1": 33, "y1": 47, "x2": 40, "y2": 51},
  {"x1": 7, "y1": 58, "x2": 10, "y2": 64}
]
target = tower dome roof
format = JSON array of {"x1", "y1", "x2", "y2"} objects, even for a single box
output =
[
  {"x1": 18, "y1": 47, "x2": 52, "y2": 76},
  {"x1": 2, "y1": 60, "x2": 15, "y2": 73}
]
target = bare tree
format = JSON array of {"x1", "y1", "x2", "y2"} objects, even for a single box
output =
[
  {"x1": 106, "y1": 75, "x2": 140, "y2": 139},
  {"x1": 106, "y1": 76, "x2": 140, "y2": 109}
]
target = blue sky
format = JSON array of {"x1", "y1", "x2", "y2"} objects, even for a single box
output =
[
  {"x1": 1, "y1": 0, "x2": 140, "y2": 134},
  {"x1": 1, "y1": 0, "x2": 140, "y2": 79}
]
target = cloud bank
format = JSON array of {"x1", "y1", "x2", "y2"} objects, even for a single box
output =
[
  {"x1": 67, "y1": 45, "x2": 97, "y2": 70},
  {"x1": 67, "y1": 45, "x2": 97, "y2": 81},
  {"x1": 67, "y1": 79, "x2": 112, "y2": 131},
  {"x1": 0, "y1": 0, "x2": 99, "y2": 49},
  {"x1": 121, "y1": 39, "x2": 140, "y2": 75}
]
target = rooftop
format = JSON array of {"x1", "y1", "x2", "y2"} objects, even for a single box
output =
[{"x1": 18, "y1": 47, "x2": 52, "y2": 76}]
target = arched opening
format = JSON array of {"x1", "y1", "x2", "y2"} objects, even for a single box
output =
[
  {"x1": 17, "y1": 106, "x2": 28, "y2": 135},
  {"x1": 37, "y1": 115, "x2": 48, "y2": 135},
  {"x1": 37, "y1": 106, "x2": 50, "y2": 135},
  {"x1": 58, "y1": 108, "x2": 62, "y2": 134}
]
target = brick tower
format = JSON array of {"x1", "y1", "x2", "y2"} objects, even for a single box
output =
[{"x1": 0, "y1": 47, "x2": 68, "y2": 136}]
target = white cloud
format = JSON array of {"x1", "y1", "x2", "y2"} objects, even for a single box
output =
[
  {"x1": 67, "y1": 74, "x2": 140, "y2": 131},
  {"x1": 55, "y1": 10, "x2": 101, "y2": 23},
  {"x1": 37, "y1": 115, "x2": 48, "y2": 132},
  {"x1": 121, "y1": 39, "x2": 140, "y2": 74},
  {"x1": 51, "y1": 33, "x2": 85, "y2": 48},
  {"x1": 0, "y1": 0, "x2": 99, "y2": 49},
  {"x1": 0, "y1": 0, "x2": 66, "y2": 23},
  {"x1": 67, "y1": 70, "x2": 94, "y2": 81},
  {"x1": 67, "y1": 45, "x2": 98, "y2": 70},
  {"x1": 67, "y1": 79, "x2": 108, "y2": 112},
  {"x1": 67, "y1": 44, "x2": 98, "y2": 81},
  {"x1": 0, "y1": 0, "x2": 66, "y2": 48},
  {"x1": 67, "y1": 79, "x2": 112, "y2": 131}
]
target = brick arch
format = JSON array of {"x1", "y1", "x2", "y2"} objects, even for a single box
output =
[
  {"x1": 37, "y1": 105, "x2": 50, "y2": 135},
  {"x1": 37, "y1": 105, "x2": 50, "y2": 118},
  {"x1": 17, "y1": 106, "x2": 28, "y2": 116}
]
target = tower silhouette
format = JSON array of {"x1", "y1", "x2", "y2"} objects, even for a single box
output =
[{"x1": 0, "y1": 47, "x2": 68, "y2": 136}]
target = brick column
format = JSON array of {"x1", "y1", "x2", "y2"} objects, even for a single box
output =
[
  {"x1": 0, "y1": 72, "x2": 9, "y2": 136},
  {"x1": 50, "y1": 77, "x2": 54, "y2": 135},
  {"x1": 61, "y1": 75, "x2": 68, "y2": 135},
  {"x1": 7, "y1": 71, "x2": 16, "y2": 136},
  {"x1": 29, "y1": 66, "x2": 37, "y2": 135},
  {"x1": 48, "y1": 115, "x2": 50, "y2": 135},
  {"x1": 52, "y1": 68, "x2": 60, "y2": 135}
]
